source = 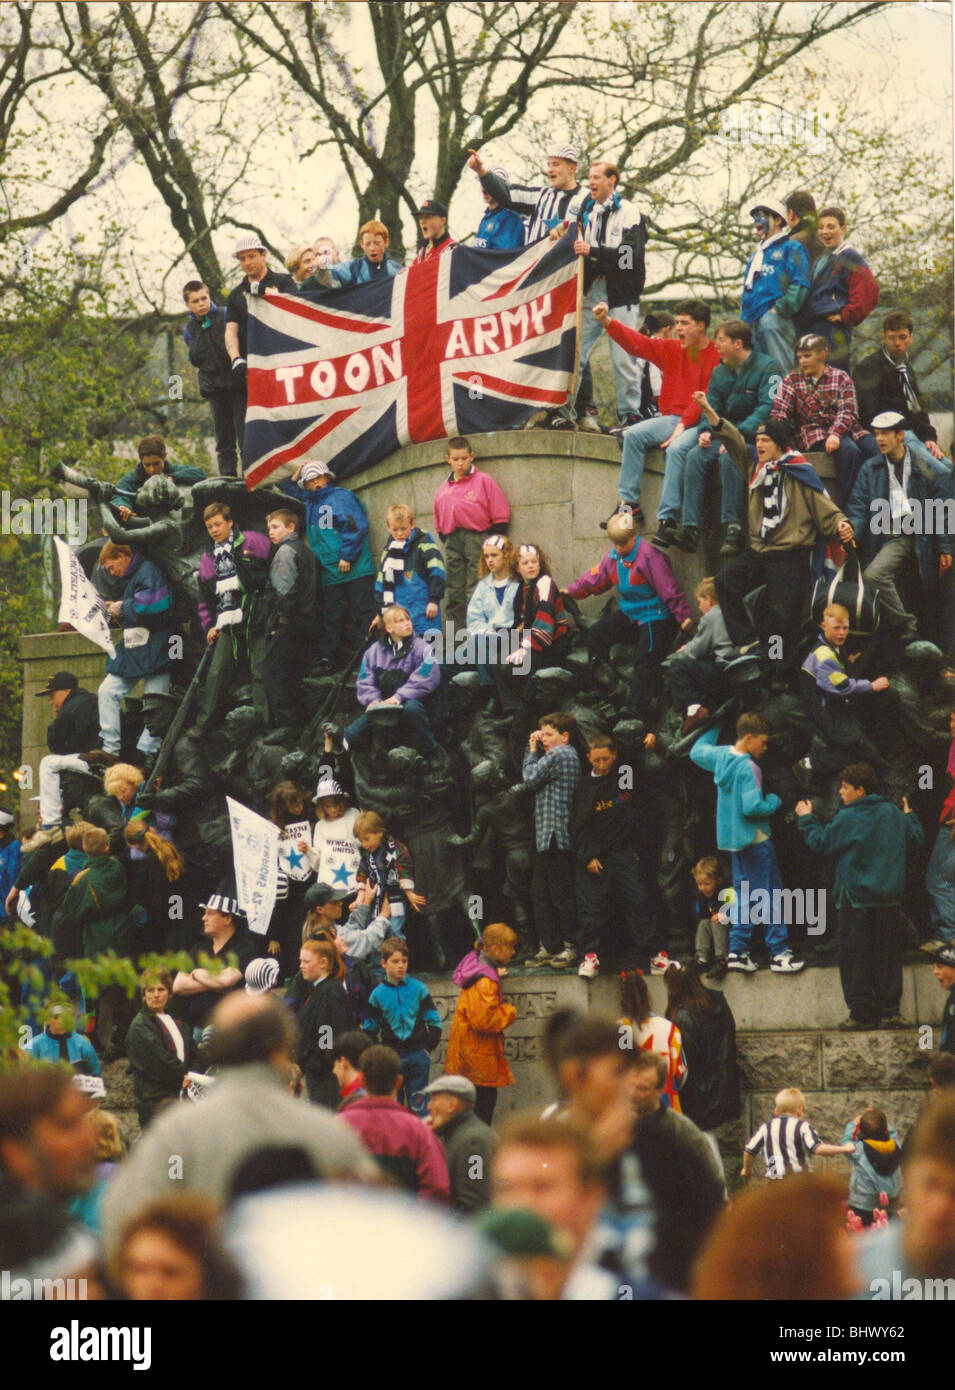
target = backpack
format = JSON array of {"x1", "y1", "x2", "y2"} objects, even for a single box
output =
[{"x1": 811, "y1": 544, "x2": 880, "y2": 635}]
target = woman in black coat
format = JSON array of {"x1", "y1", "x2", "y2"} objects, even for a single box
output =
[
  {"x1": 294, "y1": 938, "x2": 354, "y2": 1109},
  {"x1": 126, "y1": 969, "x2": 195, "y2": 1128},
  {"x1": 664, "y1": 960, "x2": 740, "y2": 1179}
]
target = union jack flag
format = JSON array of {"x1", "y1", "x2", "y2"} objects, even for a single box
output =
[{"x1": 243, "y1": 229, "x2": 582, "y2": 489}]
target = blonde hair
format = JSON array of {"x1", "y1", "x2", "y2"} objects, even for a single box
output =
[
  {"x1": 386, "y1": 503, "x2": 414, "y2": 525},
  {"x1": 354, "y1": 810, "x2": 386, "y2": 838},
  {"x1": 124, "y1": 819, "x2": 185, "y2": 883},
  {"x1": 692, "y1": 856, "x2": 722, "y2": 882},
  {"x1": 103, "y1": 763, "x2": 144, "y2": 797},
  {"x1": 822, "y1": 603, "x2": 850, "y2": 622},
  {"x1": 382, "y1": 605, "x2": 410, "y2": 628},
  {"x1": 605, "y1": 513, "x2": 638, "y2": 545},
  {"x1": 477, "y1": 537, "x2": 517, "y2": 579},
  {"x1": 65, "y1": 821, "x2": 94, "y2": 850},
  {"x1": 90, "y1": 1109, "x2": 124, "y2": 1162},
  {"x1": 774, "y1": 1087, "x2": 806, "y2": 1116},
  {"x1": 695, "y1": 578, "x2": 719, "y2": 604},
  {"x1": 284, "y1": 244, "x2": 312, "y2": 275},
  {"x1": 82, "y1": 826, "x2": 110, "y2": 856}
]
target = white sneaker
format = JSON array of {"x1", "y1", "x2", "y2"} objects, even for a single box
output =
[
  {"x1": 770, "y1": 950, "x2": 805, "y2": 974},
  {"x1": 550, "y1": 945, "x2": 578, "y2": 968},
  {"x1": 525, "y1": 946, "x2": 552, "y2": 968},
  {"x1": 727, "y1": 951, "x2": 758, "y2": 973},
  {"x1": 578, "y1": 409, "x2": 602, "y2": 432},
  {"x1": 578, "y1": 953, "x2": 599, "y2": 979}
]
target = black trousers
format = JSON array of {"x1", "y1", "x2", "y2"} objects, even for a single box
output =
[
  {"x1": 838, "y1": 903, "x2": 902, "y2": 1023},
  {"x1": 574, "y1": 848, "x2": 651, "y2": 960},
  {"x1": 319, "y1": 577, "x2": 375, "y2": 663},
  {"x1": 261, "y1": 623, "x2": 312, "y2": 727},
  {"x1": 206, "y1": 388, "x2": 244, "y2": 477},
  {"x1": 475, "y1": 1085, "x2": 498, "y2": 1125},
  {"x1": 586, "y1": 611, "x2": 677, "y2": 721},
  {"x1": 716, "y1": 547, "x2": 811, "y2": 665},
  {"x1": 667, "y1": 653, "x2": 725, "y2": 714},
  {"x1": 531, "y1": 841, "x2": 577, "y2": 954}
]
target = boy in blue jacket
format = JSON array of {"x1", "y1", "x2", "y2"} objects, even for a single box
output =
[
  {"x1": 279, "y1": 459, "x2": 376, "y2": 666},
  {"x1": 690, "y1": 712, "x2": 804, "y2": 975},
  {"x1": 796, "y1": 762, "x2": 923, "y2": 1030},
  {"x1": 374, "y1": 503, "x2": 446, "y2": 636},
  {"x1": 363, "y1": 936, "x2": 441, "y2": 1117}
]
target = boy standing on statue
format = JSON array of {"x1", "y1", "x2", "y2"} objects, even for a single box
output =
[
  {"x1": 690, "y1": 712, "x2": 804, "y2": 976},
  {"x1": 433, "y1": 437, "x2": 511, "y2": 631}
]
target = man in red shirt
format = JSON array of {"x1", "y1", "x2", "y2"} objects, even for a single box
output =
[{"x1": 593, "y1": 299, "x2": 720, "y2": 530}]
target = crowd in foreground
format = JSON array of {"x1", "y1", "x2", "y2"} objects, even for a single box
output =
[{"x1": 3, "y1": 988, "x2": 955, "y2": 1301}]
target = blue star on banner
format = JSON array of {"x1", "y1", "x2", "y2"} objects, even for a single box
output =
[
  {"x1": 332, "y1": 862, "x2": 352, "y2": 886},
  {"x1": 284, "y1": 847, "x2": 305, "y2": 871}
]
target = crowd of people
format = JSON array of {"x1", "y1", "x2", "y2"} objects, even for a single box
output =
[{"x1": 3, "y1": 142, "x2": 955, "y2": 1300}]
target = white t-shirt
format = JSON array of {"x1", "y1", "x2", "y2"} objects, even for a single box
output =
[{"x1": 308, "y1": 808, "x2": 362, "y2": 892}]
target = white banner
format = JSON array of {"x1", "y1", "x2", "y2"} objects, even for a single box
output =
[
  {"x1": 53, "y1": 536, "x2": 116, "y2": 658},
  {"x1": 227, "y1": 796, "x2": 279, "y2": 937}
]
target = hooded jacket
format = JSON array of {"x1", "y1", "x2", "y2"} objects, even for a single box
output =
[
  {"x1": 474, "y1": 206, "x2": 526, "y2": 251},
  {"x1": 104, "y1": 552, "x2": 174, "y2": 681},
  {"x1": 740, "y1": 234, "x2": 810, "y2": 324},
  {"x1": 444, "y1": 949, "x2": 516, "y2": 1088},
  {"x1": 841, "y1": 1120, "x2": 902, "y2": 1212},
  {"x1": 57, "y1": 853, "x2": 134, "y2": 956},
  {"x1": 797, "y1": 794, "x2": 923, "y2": 907},
  {"x1": 373, "y1": 527, "x2": 446, "y2": 634},
  {"x1": 689, "y1": 727, "x2": 780, "y2": 851},
  {"x1": 277, "y1": 479, "x2": 375, "y2": 584},
  {"x1": 355, "y1": 633, "x2": 441, "y2": 707}
]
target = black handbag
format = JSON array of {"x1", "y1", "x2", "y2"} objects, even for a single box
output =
[{"x1": 810, "y1": 543, "x2": 880, "y2": 634}]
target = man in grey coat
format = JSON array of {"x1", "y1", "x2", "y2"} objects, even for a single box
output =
[
  {"x1": 424, "y1": 1075, "x2": 496, "y2": 1215},
  {"x1": 100, "y1": 994, "x2": 377, "y2": 1258}
]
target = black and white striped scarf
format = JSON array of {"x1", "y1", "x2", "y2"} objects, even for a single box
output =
[
  {"x1": 758, "y1": 462, "x2": 787, "y2": 539},
  {"x1": 380, "y1": 536, "x2": 407, "y2": 607}
]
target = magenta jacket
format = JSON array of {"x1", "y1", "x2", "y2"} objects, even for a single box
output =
[{"x1": 567, "y1": 540, "x2": 692, "y2": 625}]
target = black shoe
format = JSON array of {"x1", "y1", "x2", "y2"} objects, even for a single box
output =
[
  {"x1": 600, "y1": 501, "x2": 644, "y2": 530},
  {"x1": 720, "y1": 523, "x2": 744, "y2": 557},
  {"x1": 608, "y1": 413, "x2": 641, "y2": 438},
  {"x1": 670, "y1": 524, "x2": 700, "y2": 553},
  {"x1": 705, "y1": 956, "x2": 728, "y2": 982},
  {"x1": 880, "y1": 1015, "x2": 909, "y2": 1030},
  {"x1": 651, "y1": 518, "x2": 678, "y2": 549},
  {"x1": 838, "y1": 1016, "x2": 874, "y2": 1031},
  {"x1": 546, "y1": 413, "x2": 576, "y2": 431}
]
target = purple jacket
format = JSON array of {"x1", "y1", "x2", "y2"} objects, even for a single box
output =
[
  {"x1": 355, "y1": 635, "x2": 441, "y2": 707},
  {"x1": 452, "y1": 948, "x2": 499, "y2": 991},
  {"x1": 566, "y1": 540, "x2": 692, "y2": 625},
  {"x1": 196, "y1": 527, "x2": 272, "y2": 632}
]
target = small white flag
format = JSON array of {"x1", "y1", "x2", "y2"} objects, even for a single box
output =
[
  {"x1": 227, "y1": 796, "x2": 279, "y2": 937},
  {"x1": 53, "y1": 536, "x2": 116, "y2": 658}
]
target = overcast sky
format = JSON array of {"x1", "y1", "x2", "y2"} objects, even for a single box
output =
[{"x1": 16, "y1": 1, "x2": 955, "y2": 308}]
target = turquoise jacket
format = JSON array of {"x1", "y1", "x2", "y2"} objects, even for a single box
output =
[
  {"x1": 797, "y1": 795, "x2": 924, "y2": 907},
  {"x1": 689, "y1": 727, "x2": 780, "y2": 851}
]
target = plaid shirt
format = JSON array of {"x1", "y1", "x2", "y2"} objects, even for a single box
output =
[
  {"x1": 522, "y1": 743, "x2": 580, "y2": 851},
  {"x1": 770, "y1": 365, "x2": 866, "y2": 448}
]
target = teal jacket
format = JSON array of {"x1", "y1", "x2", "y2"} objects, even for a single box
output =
[
  {"x1": 689, "y1": 727, "x2": 780, "y2": 851},
  {"x1": 797, "y1": 795, "x2": 924, "y2": 907},
  {"x1": 705, "y1": 349, "x2": 777, "y2": 442}
]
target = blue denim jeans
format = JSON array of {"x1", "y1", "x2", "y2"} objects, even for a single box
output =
[
  {"x1": 655, "y1": 426, "x2": 703, "y2": 522},
  {"x1": 926, "y1": 824, "x2": 955, "y2": 942},
  {"x1": 682, "y1": 439, "x2": 751, "y2": 527},
  {"x1": 618, "y1": 414, "x2": 681, "y2": 505},
  {"x1": 398, "y1": 1048, "x2": 433, "y2": 1118},
  {"x1": 753, "y1": 308, "x2": 797, "y2": 378},
  {"x1": 344, "y1": 697, "x2": 437, "y2": 755},
  {"x1": 728, "y1": 840, "x2": 790, "y2": 957}
]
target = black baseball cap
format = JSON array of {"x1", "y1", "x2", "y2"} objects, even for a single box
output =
[
  {"x1": 35, "y1": 672, "x2": 78, "y2": 697},
  {"x1": 417, "y1": 199, "x2": 448, "y2": 219}
]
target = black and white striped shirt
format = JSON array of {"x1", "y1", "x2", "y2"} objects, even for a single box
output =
[
  {"x1": 480, "y1": 172, "x2": 585, "y2": 244},
  {"x1": 745, "y1": 1115, "x2": 821, "y2": 1179}
]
